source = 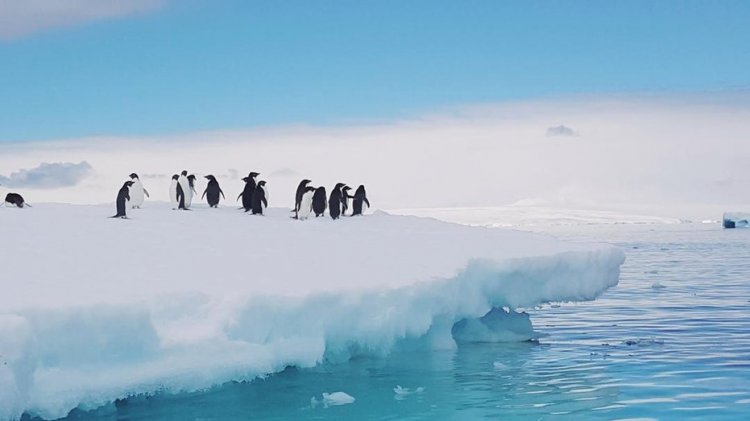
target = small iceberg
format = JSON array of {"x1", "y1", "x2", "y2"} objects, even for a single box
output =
[
  {"x1": 311, "y1": 392, "x2": 355, "y2": 408},
  {"x1": 722, "y1": 212, "x2": 750, "y2": 229}
]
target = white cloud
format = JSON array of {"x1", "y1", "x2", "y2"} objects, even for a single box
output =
[
  {"x1": 0, "y1": 161, "x2": 93, "y2": 188},
  {"x1": 0, "y1": 0, "x2": 165, "y2": 40},
  {"x1": 0, "y1": 95, "x2": 748, "y2": 220},
  {"x1": 546, "y1": 125, "x2": 578, "y2": 137}
]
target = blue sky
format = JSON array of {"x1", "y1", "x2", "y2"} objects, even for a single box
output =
[{"x1": 1, "y1": 0, "x2": 749, "y2": 142}]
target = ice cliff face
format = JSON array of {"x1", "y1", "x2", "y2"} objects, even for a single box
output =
[{"x1": 0, "y1": 204, "x2": 624, "y2": 420}]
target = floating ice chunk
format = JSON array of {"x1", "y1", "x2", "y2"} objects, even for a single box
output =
[
  {"x1": 311, "y1": 392, "x2": 355, "y2": 408},
  {"x1": 722, "y1": 212, "x2": 750, "y2": 228},
  {"x1": 651, "y1": 282, "x2": 666, "y2": 289},
  {"x1": 394, "y1": 385, "x2": 425, "y2": 395},
  {"x1": 492, "y1": 362, "x2": 508, "y2": 370},
  {"x1": 451, "y1": 308, "x2": 542, "y2": 343}
]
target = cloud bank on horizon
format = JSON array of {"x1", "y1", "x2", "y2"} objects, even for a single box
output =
[
  {"x1": 0, "y1": 0, "x2": 165, "y2": 40},
  {"x1": 0, "y1": 96, "x2": 748, "y2": 219},
  {"x1": 0, "y1": 161, "x2": 92, "y2": 188}
]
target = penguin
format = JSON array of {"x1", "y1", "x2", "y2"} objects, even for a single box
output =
[
  {"x1": 169, "y1": 174, "x2": 180, "y2": 210},
  {"x1": 187, "y1": 174, "x2": 198, "y2": 207},
  {"x1": 237, "y1": 172, "x2": 259, "y2": 212},
  {"x1": 3, "y1": 193, "x2": 28, "y2": 208},
  {"x1": 111, "y1": 181, "x2": 134, "y2": 218},
  {"x1": 312, "y1": 186, "x2": 327, "y2": 217},
  {"x1": 128, "y1": 173, "x2": 150, "y2": 209},
  {"x1": 341, "y1": 185, "x2": 353, "y2": 216},
  {"x1": 293, "y1": 179, "x2": 312, "y2": 219},
  {"x1": 297, "y1": 186, "x2": 316, "y2": 220},
  {"x1": 328, "y1": 183, "x2": 346, "y2": 220},
  {"x1": 178, "y1": 171, "x2": 193, "y2": 209},
  {"x1": 250, "y1": 180, "x2": 268, "y2": 215},
  {"x1": 201, "y1": 175, "x2": 225, "y2": 208},
  {"x1": 351, "y1": 185, "x2": 370, "y2": 216}
]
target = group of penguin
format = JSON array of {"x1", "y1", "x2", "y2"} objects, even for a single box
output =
[
  {"x1": 112, "y1": 172, "x2": 369, "y2": 220},
  {"x1": 292, "y1": 179, "x2": 370, "y2": 220}
]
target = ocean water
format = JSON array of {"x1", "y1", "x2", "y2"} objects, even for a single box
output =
[{"x1": 34, "y1": 222, "x2": 750, "y2": 420}]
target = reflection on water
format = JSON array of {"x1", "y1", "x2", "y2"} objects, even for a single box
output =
[{"x1": 34, "y1": 223, "x2": 750, "y2": 420}]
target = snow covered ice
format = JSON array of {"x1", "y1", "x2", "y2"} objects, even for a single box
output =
[{"x1": 0, "y1": 203, "x2": 624, "y2": 420}]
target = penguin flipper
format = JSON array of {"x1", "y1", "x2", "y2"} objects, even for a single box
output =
[
  {"x1": 364, "y1": 198, "x2": 370, "y2": 207},
  {"x1": 144, "y1": 189, "x2": 150, "y2": 198},
  {"x1": 262, "y1": 197, "x2": 268, "y2": 208},
  {"x1": 202, "y1": 189, "x2": 207, "y2": 200},
  {"x1": 237, "y1": 193, "x2": 243, "y2": 202},
  {"x1": 220, "y1": 190, "x2": 226, "y2": 200}
]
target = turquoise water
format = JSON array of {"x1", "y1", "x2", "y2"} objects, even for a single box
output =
[{"x1": 35, "y1": 223, "x2": 750, "y2": 420}]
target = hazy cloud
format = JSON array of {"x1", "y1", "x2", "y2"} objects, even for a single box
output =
[
  {"x1": 270, "y1": 168, "x2": 301, "y2": 178},
  {"x1": 0, "y1": 0, "x2": 165, "y2": 40},
  {"x1": 546, "y1": 125, "x2": 578, "y2": 137},
  {"x1": 0, "y1": 161, "x2": 93, "y2": 188}
]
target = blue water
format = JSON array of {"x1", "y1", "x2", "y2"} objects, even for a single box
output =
[{"x1": 40, "y1": 223, "x2": 750, "y2": 420}]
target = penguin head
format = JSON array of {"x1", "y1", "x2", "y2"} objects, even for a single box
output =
[
  {"x1": 356, "y1": 185, "x2": 366, "y2": 194},
  {"x1": 241, "y1": 176, "x2": 249, "y2": 182},
  {"x1": 258, "y1": 180, "x2": 267, "y2": 187},
  {"x1": 129, "y1": 173, "x2": 139, "y2": 179},
  {"x1": 304, "y1": 186, "x2": 316, "y2": 193},
  {"x1": 181, "y1": 170, "x2": 188, "y2": 176},
  {"x1": 334, "y1": 183, "x2": 346, "y2": 190},
  {"x1": 249, "y1": 172, "x2": 260, "y2": 179},
  {"x1": 171, "y1": 174, "x2": 179, "y2": 180},
  {"x1": 301, "y1": 179, "x2": 312, "y2": 185},
  {"x1": 343, "y1": 186, "x2": 352, "y2": 193},
  {"x1": 187, "y1": 174, "x2": 196, "y2": 181},
  {"x1": 123, "y1": 181, "x2": 135, "y2": 188}
]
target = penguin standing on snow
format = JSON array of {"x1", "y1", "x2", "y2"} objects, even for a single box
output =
[
  {"x1": 178, "y1": 171, "x2": 193, "y2": 209},
  {"x1": 250, "y1": 181, "x2": 268, "y2": 215},
  {"x1": 187, "y1": 174, "x2": 198, "y2": 207},
  {"x1": 328, "y1": 183, "x2": 346, "y2": 220},
  {"x1": 297, "y1": 186, "x2": 316, "y2": 220},
  {"x1": 312, "y1": 186, "x2": 327, "y2": 217},
  {"x1": 292, "y1": 179, "x2": 312, "y2": 219},
  {"x1": 3, "y1": 193, "x2": 28, "y2": 208},
  {"x1": 351, "y1": 185, "x2": 370, "y2": 216},
  {"x1": 128, "y1": 173, "x2": 150, "y2": 209},
  {"x1": 201, "y1": 175, "x2": 225, "y2": 208},
  {"x1": 169, "y1": 175, "x2": 179, "y2": 209},
  {"x1": 237, "y1": 172, "x2": 259, "y2": 212},
  {"x1": 111, "y1": 181, "x2": 134, "y2": 218},
  {"x1": 341, "y1": 185, "x2": 353, "y2": 216}
]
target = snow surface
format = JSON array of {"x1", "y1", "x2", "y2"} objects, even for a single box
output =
[{"x1": 0, "y1": 203, "x2": 624, "y2": 420}]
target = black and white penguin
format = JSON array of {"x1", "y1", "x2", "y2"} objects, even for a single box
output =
[
  {"x1": 312, "y1": 186, "x2": 327, "y2": 217},
  {"x1": 297, "y1": 186, "x2": 316, "y2": 220},
  {"x1": 3, "y1": 193, "x2": 28, "y2": 208},
  {"x1": 293, "y1": 179, "x2": 312, "y2": 219},
  {"x1": 178, "y1": 171, "x2": 193, "y2": 209},
  {"x1": 187, "y1": 174, "x2": 198, "y2": 207},
  {"x1": 250, "y1": 180, "x2": 268, "y2": 215},
  {"x1": 201, "y1": 175, "x2": 225, "y2": 208},
  {"x1": 351, "y1": 185, "x2": 370, "y2": 216},
  {"x1": 169, "y1": 174, "x2": 180, "y2": 209},
  {"x1": 341, "y1": 185, "x2": 353, "y2": 216},
  {"x1": 111, "y1": 181, "x2": 134, "y2": 218},
  {"x1": 328, "y1": 183, "x2": 346, "y2": 220},
  {"x1": 128, "y1": 173, "x2": 149, "y2": 209},
  {"x1": 237, "y1": 172, "x2": 259, "y2": 212}
]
